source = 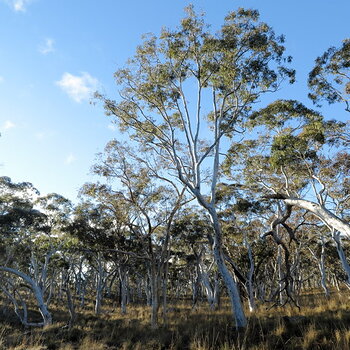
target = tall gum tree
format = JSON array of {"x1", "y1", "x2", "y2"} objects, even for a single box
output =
[
  {"x1": 224, "y1": 100, "x2": 350, "y2": 287},
  {"x1": 97, "y1": 6, "x2": 294, "y2": 328},
  {"x1": 87, "y1": 142, "x2": 189, "y2": 327},
  {"x1": 224, "y1": 100, "x2": 350, "y2": 236},
  {"x1": 0, "y1": 177, "x2": 53, "y2": 326}
]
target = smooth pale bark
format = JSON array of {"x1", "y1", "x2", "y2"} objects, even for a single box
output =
[
  {"x1": 319, "y1": 242, "x2": 330, "y2": 297},
  {"x1": 0, "y1": 266, "x2": 52, "y2": 326},
  {"x1": 94, "y1": 253, "x2": 105, "y2": 314},
  {"x1": 162, "y1": 255, "x2": 170, "y2": 322},
  {"x1": 209, "y1": 209, "x2": 247, "y2": 328},
  {"x1": 281, "y1": 197, "x2": 350, "y2": 237},
  {"x1": 246, "y1": 242, "x2": 256, "y2": 312},
  {"x1": 308, "y1": 241, "x2": 330, "y2": 297},
  {"x1": 243, "y1": 231, "x2": 256, "y2": 312},
  {"x1": 332, "y1": 232, "x2": 350, "y2": 286},
  {"x1": 198, "y1": 261, "x2": 216, "y2": 310},
  {"x1": 0, "y1": 282, "x2": 30, "y2": 326},
  {"x1": 213, "y1": 274, "x2": 220, "y2": 308}
]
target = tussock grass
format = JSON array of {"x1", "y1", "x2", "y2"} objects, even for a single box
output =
[{"x1": 0, "y1": 291, "x2": 350, "y2": 349}]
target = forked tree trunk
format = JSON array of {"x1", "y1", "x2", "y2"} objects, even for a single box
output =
[
  {"x1": 0, "y1": 266, "x2": 52, "y2": 326},
  {"x1": 198, "y1": 261, "x2": 216, "y2": 310},
  {"x1": 62, "y1": 270, "x2": 76, "y2": 329},
  {"x1": 209, "y1": 210, "x2": 247, "y2": 328}
]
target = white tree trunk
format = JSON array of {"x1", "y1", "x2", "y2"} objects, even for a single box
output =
[
  {"x1": 282, "y1": 197, "x2": 350, "y2": 237},
  {"x1": 308, "y1": 242, "x2": 330, "y2": 297},
  {"x1": 209, "y1": 209, "x2": 247, "y2": 328},
  {"x1": 0, "y1": 266, "x2": 52, "y2": 326},
  {"x1": 244, "y1": 232, "x2": 256, "y2": 312},
  {"x1": 94, "y1": 253, "x2": 105, "y2": 314},
  {"x1": 333, "y1": 232, "x2": 350, "y2": 286},
  {"x1": 319, "y1": 241, "x2": 330, "y2": 297},
  {"x1": 198, "y1": 261, "x2": 216, "y2": 310}
]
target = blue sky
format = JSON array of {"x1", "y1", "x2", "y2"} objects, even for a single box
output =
[{"x1": 0, "y1": 0, "x2": 349, "y2": 202}]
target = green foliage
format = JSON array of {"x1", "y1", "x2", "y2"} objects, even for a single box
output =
[
  {"x1": 308, "y1": 38, "x2": 350, "y2": 112},
  {"x1": 97, "y1": 6, "x2": 294, "y2": 152},
  {"x1": 247, "y1": 100, "x2": 322, "y2": 129}
]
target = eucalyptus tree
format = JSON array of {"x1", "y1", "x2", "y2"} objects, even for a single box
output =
[
  {"x1": 171, "y1": 210, "x2": 220, "y2": 309},
  {"x1": 96, "y1": 6, "x2": 294, "y2": 328},
  {"x1": 70, "y1": 200, "x2": 121, "y2": 314},
  {"x1": 89, "y1": 141, "x2": 188, "y2": 327},
  {"x1": 73, "y1": 189, "x2": 148, "y2": 315},
  {"x1": 225, "y1": 100, "x2": 350, "y2": 237},
  {"x1": 0, "y1": 177, "x2": 52, "y2": 326},
  {"x1": 31, "y1": 193, "x2": 74, "y2": 304},
  {"x1": 308, "y1": 39, "x2": 350, "y2": 113},
  {"x1": 224, "y1": 100, "x2": 350, "y2": 295}
]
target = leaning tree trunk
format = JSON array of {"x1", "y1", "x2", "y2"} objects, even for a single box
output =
[
  {"x1": 0, "y1": 266, "x2": 52, "y2": 326},
  {"x1": 276, "y1": 197, "x2": 350, "y2": 238},
  {"x1": 209, "y1": 209, "x2": 247, "y2": 328}
]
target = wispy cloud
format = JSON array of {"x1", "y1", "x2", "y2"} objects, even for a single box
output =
[
  {"x1": 35, "y1": 132, "x2": 46, "y2": 140},
  {"x1": 0, "y1": 76, "x2": 4, "y2": 83},
  {"x1": 56, "y1": 72, "x2": 99, "y2": 103},
  {"x1": 39, "y1": 38, "x2": 55, "y2": 55},
  {"x1": 107, "y1": 123, "x2": 117, "y2": 131},
  {"x1": 2, "y1": 120, "x2": 16, "y2": 130},
  {"x1": 3, "y1": 0, "x2": 32, "y2": 12},
  {"x1": 65, "y1": 153, "x2": 76, "y2": 165}
]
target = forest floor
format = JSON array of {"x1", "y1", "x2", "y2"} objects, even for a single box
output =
[{"x1": 1, "y1": 290, "x2": 350, "y2": 349}]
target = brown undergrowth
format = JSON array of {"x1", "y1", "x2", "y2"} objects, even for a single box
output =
[{"x1": 1, "y1": 291, "x2": 350, "y2": 349}]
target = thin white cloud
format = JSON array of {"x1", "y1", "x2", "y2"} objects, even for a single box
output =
[
  {"x1": 3, "y1": 0, "x2": 32, "y2": 12},
  {"x1": 108, "y1": 123, "x2": 117, "y2": 131},
  {"x1": 56, "y1": 72, "x2": 99, "y2": 103},
  {"x1": 39, "y1": 38, "x2": 55, "y2": 55},
  {"x1": 3, "y1": 120, "x2": 16, "y2": 130},
  {"x1": 0, "y1": 76, "x2": 4, "y2": 83},
  {"x1": 65, "y1": 153, "x2": 76, "y2": 165},
  {"x1": 34, "y1": 130, "x2": 56, "y2": 140},
  {"x1": 35, "y1": 132, "x2": 44, "y2": 140}
]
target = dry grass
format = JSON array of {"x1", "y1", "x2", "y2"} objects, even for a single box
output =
[{"x1": 0, "y1": 291, "x2": 350, "y2": 349}]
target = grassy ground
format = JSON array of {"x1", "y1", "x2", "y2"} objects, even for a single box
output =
[{"x1": 1, "y1": 291, "x2": 350, "y2": 349}]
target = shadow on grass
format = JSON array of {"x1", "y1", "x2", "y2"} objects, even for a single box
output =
[{"x1": 1, "y1": 294, "x2": 350, "y2": 349}]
